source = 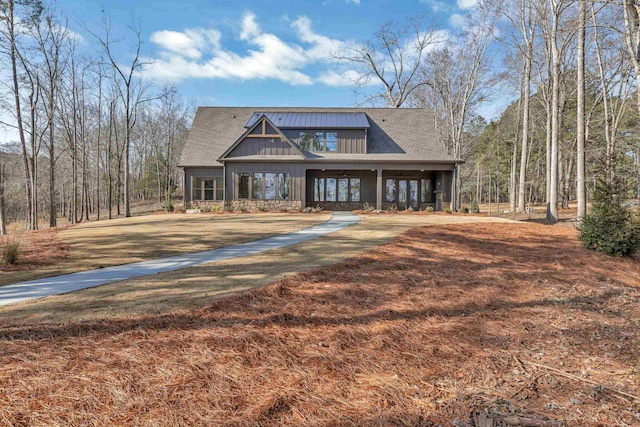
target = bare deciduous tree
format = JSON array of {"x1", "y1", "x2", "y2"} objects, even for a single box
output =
[{"x1": 333, "y1": 16, "x2": 445, "y2": 108}]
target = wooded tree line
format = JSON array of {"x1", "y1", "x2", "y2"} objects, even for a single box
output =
[
  {"x1": 343, "y1": 0, "x2": 640, "y2": 222},
  {"x1": 0, "y1": 0, "x2": 192, "y2": 232}
]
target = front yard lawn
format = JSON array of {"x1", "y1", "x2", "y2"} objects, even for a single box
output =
[
  {"x1": 0, "y1": 212, "x2": 330, "y2": 287},
  {"x1": 1, "y1": 220, "x2": 638, "y2": 426}
]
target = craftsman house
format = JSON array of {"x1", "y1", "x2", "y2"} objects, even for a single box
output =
[{"x1": 179, "y1": 107, "x2": 462, "y2": 211}]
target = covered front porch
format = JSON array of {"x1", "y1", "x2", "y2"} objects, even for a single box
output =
[{"x1": 305, "y1": 167, "x2": 453, "y2": 211}]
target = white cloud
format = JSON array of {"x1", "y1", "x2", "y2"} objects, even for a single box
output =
[
  {"x1": 420, "y1": 0, "x2": 450, "y2": 12},
  {"x1": 457, "y1": 0, "x2": 478, "y2": 9},
  {"x1": 345, "y1": 0, "x2": 360, "y2": 4},
  {"x1": 316, "y1": 69, "x2": 374, "y2": 86},
  {"x1": 292, "y1": 16, "x2": 346, "y2": 61},
  {"x1": 449, "y1": 13, "x2": 465, "y2": 28},
  {"x1": 144, "y1": 12, "x2": 361, "y2": 87},
  {"x1": 150, "y1": 28, "x2": 221, "y2": 59},
  {"x1": 240, "y1": 12, "x2": 260, "y2": 41}
]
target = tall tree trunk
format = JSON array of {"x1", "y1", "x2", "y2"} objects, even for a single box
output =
[
  {"x1": 48, "y1": 92, "x2": 56, "y2": 227},
  {"x1": 518, "y1": 49, "x2": 533, "y2": 213},
  {"x1": 7, "y1": 0, "x2": 34, "y2": 229},
  {"x1": 576, "y1": 0, "x2": 586, "y2": 220},
  {"x1": 96, "y1": 75, "x2": 102, "y2": 221},
  {"x1": 0, "y1": 163, "x2": 6, "y2": 236},
  {"x1": 547, "y1": 0, "x2": 561, "y2": 223}
]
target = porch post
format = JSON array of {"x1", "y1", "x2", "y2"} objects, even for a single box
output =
[{"x1": 376, "y1": 168, "x2": 383, "y2": 210}]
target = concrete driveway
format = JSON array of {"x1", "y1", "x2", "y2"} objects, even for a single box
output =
[{"x1": 0, "y1": 212, "x2": 360, "y2": 307}]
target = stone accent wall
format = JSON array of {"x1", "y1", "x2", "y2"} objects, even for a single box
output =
[
  {"x1": 188, "y1": 200, "x2": 225, "y2": 211},
  {"x1": 226, "y1": 200, "x2": 302, "y2": 212}
]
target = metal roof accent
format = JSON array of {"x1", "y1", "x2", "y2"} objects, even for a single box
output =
[{"x1": 244, "y1": 112, "x2": 370, "y2": 129}]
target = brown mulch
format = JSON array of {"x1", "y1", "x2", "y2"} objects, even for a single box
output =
[
  {"x1": 0, "y1": 228, "x2": 68, "y2": 272},
  {"x1": 0, "y1": 223, "x2": 639, "y2": 426}
]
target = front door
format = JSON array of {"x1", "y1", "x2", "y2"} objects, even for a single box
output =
[{"x1": 397, "y1": 179, "x2": 419, "y2": 210}]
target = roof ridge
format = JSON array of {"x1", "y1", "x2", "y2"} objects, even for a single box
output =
[{"x1": 197, "y1": 106, "x2": 429, "y2": 110}]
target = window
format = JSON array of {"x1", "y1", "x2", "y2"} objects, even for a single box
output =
[
  {"x1": 399, "y1": 180, "x2": 407, "y2": 204},
  {"x1": 192, "y1": 177, "x2": 203, "y2": 201},
  {"x1": 299, "y1": 131, "x2": 338, "y2": 152},
  {"x1": 252, "y1": 173, "x2": 264, "y2": 199},
  {"x1": 338, "y1": 178, "x2": 349, "y2": 202},
  {"x1": 421, "y1": 179, "x2": 432, "y2": 203},
  {"x1": 410, "y1": 180, "x2": 418, "y2": 208},
  {"x1": 278, "y1": 173, "x2": 290, "y2": 200},
  {"x1": 326, "y1": 178, "x2": 337, "y2": 202},
  {"x1": 239, "y1": 174, "x2": 250, "y2": 199},
  {"x1": 239, "y1": 172, "x2": 290, "y2": 200},
  {"x1": 325, "y1": 132, "x2": 337, "y2": 151},
  {"x1": 299, "y1": 132, "x2": 319, "y2": 151},
  {"x1": 314, "y1": 178, "x2": 325, "y2": 202},
  {"x1": 192, "y1": 176, "x2": 224, "y2": 201},
  {"x1": 386, "y1": 179, "x2": 396, "y2": 203},
  {"x1": 315, "y1": 176, "x2": 361, "y2": 203},
  {"x1": 265, "y1": 173, "x2": 276, "y2": 200},
  {"x1": 204, "y1": 179, "x2": 215, "y2": 200},
  {"x1": 350, "y1": 178, "x2": 360, "y2": 202}
]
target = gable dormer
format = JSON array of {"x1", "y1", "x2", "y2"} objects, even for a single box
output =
[
  {"x1": 244, "y1": 112, "x2": 370, "y2": 154},
  {"x1": 219, "y1": 115, "x2": 305, "y2": 159}
]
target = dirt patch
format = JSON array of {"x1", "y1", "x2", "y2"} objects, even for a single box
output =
[{"x1": 0, "y1": 222, "x2": 638, "y2": 426}]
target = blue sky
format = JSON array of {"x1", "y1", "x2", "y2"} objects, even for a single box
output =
[{"x1": 61, "y1": 0, "x2": 510, "y2": 114}]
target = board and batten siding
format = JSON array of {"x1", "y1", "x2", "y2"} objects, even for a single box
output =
[
  {"x1": 281, "y1": 129, "x2": 366, "y2": 154},
  {"x1": 224, "y1": 163, "x2": 306, "y2": 205},
  {"x1": 184, "y1": 167, "x2": 224, "y2": 203},
  {"x1": 227, "y1": 137, "x2": 296, "y2": 157}
]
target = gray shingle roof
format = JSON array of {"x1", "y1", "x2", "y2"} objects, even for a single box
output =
[
  {"x1": 179, "y1": 107, "x2": 460, "y2": 167},
  {"x1": 244, "y1": 112, "x2": 370, "y2": 129}
]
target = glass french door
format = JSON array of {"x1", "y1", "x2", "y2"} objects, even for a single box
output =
[{"x1": 397, "y1": 179, "x2": 419, "y2": 209}]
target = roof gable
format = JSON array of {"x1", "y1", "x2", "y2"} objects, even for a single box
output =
[
  {"x1": 179, "y1": 107, "x2": 462, "y2": 167},
  {"x1": 218, "y1": 115, "x2": 305, "y2": 160}
]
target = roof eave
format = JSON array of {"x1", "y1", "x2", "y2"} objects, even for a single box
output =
[{"x1": 218, "y1": 158, "x2": 462, "y2": 164}]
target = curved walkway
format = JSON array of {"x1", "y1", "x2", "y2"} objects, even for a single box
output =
[{"x1": 0, "y1": 212, "x2": 360, "y2": 307}]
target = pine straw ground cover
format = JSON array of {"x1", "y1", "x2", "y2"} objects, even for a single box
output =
[
  {"x1": 0, "y1": 222, "x2": 639, "y2": 426},
  {"x1": 0, "y1": 228, "x2": 68, "y2": 272}
]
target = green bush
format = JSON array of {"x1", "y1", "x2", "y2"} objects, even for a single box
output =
[
  {"x1": 461, "y1": 207, "x2": 470, "y2": 214},
  {"x1": 444, "y1": 208, "x2": 452, "y2": 214},
  {"x1": 578, "y1": 178, "x2": 640, "y2": 257},
  {"x1": 424, "y1": 206, "x2": 435, "y2": 213},
  {"x1": 164, "y1": 199, "x2": 174, "y2": 212},
  {"x1": 2, "y1": 240, "x2": 20, "y2": 265},
  {"x1": 470, "y1": 200, "x2": 480, "y2": 214},
  {"x1": 200, "y1": 205, "x2": 212, "y2": 213}
]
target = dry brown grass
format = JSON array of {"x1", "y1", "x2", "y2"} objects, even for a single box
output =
[
  {"x1": 0, "y1": 214, "x2": 511, "y2": 324},
  {"x1": 0, "y1": 213, "x2": 329, "y2": 287},
  {"x1": 1, "y1": 221, "x2": 638, "y2": 426}
]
